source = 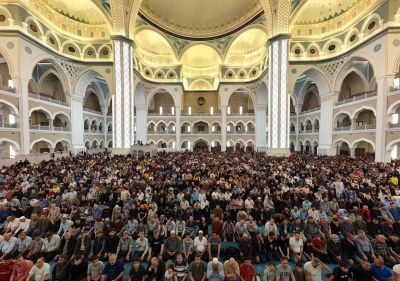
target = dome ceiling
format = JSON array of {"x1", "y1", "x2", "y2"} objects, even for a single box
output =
[
  {"x1": 293, "y1": 0, "x2": 362, "y2": 25},
  {"x1": 42, "y1": 0, "x2": 108, "y2": 25},
  {"x1": 139, "y1": 0, "x2": 263, "y2": 39}
]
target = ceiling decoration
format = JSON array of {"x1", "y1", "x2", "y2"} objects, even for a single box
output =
[
  {"x1": 139, "y1": 0, "x2": 263, "y2": 39},
  {"x1": 42, "y1": 0, "x2": 107, "y2": 25},
  {"x1": 294, "y1": 0, "x2": 361, "y2": 25}
]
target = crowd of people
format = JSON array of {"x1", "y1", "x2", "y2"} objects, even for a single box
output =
[{"x1": 0, "y1": 151, "x2": 400, "y2": 281}]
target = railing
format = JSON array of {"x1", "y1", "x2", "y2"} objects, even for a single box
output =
[
  {"x1": 107, "y1": 113, "x2": 112, "y2": 116},
  {"x1": 53, "y1": 126, "x2": 71, "y2": 131},
  {"x1": 305, "y1": 129, "x2": 313, "y2": 133},
  {"x1": 29, "y1": 93, "x2": 69, "y2": 106},
  {"x1": 156, "y1": 148, "x2": 186, "y2": 153},
  {"x1": 148, "y1": 113, "x2": 175, "y2": 116},
  {"x1": 334, "y1": 126, "x2": 351, "y2": 131},
  {"x1": 355, "y1": 124, "x2": 376, "y2": 130},
  {"x1": 0, "y1": 85, "x2": 16, "y2": 93},
  {"x1": 227, "y1": 113, "x2": 255, "y2": 117},
  {"x1": 181, "y1": 112, "x2": 222, "y2": 116},
  {"x1": 147, "y1": 131, "x2": 176, "y2": 135},
  {"x1": 83, "y1": 108, "x2": 103, "y2": 115},
  {"x1": 300, "y1": 108, "x2": 320, "y2": 115},
  {"x1": 0, "y1": 122, "x2": 18, "y2": 128},
  {"x1": 389, "y1": 123, "x2": 400, "y2": 128},
  {"x1": 30, "y1": 124, "x2": 50, "y2": 130},
  {"x1": 335, "y1": 92, "x2": 377, "y2": 106},
  {"x1": 1, "y1": 152, "x2": 70, "y2": 167}
]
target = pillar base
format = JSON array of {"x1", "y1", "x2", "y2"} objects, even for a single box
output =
[
  {"x1": 256, "y1": 145, "x2": 268, "y2": 153},
  {"x1": 112, "y1": 148, "x2": 131, "y2": 155},
  {"x1": 72, "y1": 145, "x2": 86, "y2": 155},
  {"x1": 266, "y1": 148, "x2": 291, "y2": 156},
  {"x1": 317, "y1": 146, "x2": 336, "y2": 156}
]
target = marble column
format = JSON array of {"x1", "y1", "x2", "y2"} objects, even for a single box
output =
[
  {"x1": 318, "y1": 93, "x2": 336, "y2": 155},
  {"x1": 221, "y1": 105, "x2": 227, "y2": 152},
  {"x1": 375, "y1": 75, "x2": 391, "y2": 162},
  {"x1": 71, "y1": 95, "x2": 85, "y2": 153},
  {"x1": 18, "y1": 78, "x2": 30, "y2": 154},
  {"x1": 136, "y1": 106, "x2": 147, "y2": 144},
  {"x1": 267, "y1": 37, "x2": 290, "y2": 155},
  {"x1": 175, "y1": 106, "x2": 181, "y2": 150},
  {"x1": 294, "y1": 104, "x2": 301, "y2": 151},
  {"x1": 255, "y1": 105, "x2": 267, "y2": 152},
  {"x1": 112, "y1": 36, "x2": 134, "y2": 152}
]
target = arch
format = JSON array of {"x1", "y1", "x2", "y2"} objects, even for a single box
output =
[
  {"x1": 44, "y1": 30, "x2": 61, "y2": 51},
  {"x1": 25, "y1": 16, "x2": 45, "y2": 36},
  {"x1": 147, "y1": 88, "x2": 177, "y2": 109},
  {"x1": 388, "y1": 100, "x2": 400, "y2": 115},
  {"x1": 305, "y1": 43, "x2": 322, "y2": 57},
  {"x1": 179, "y1": 42, "x2": 223, "y2": 62},
  {"x1": 52, "y1": 111, "x2": 71, "y2": 124},
  {"x1": 351, "y1": 138, "x2": 375, "y2": 150},
  {"x1": 83, "y1": 45, "x2": 97, "y2": 59},
  {"x1": 62, "y1": 40, "x2": 82, "y2": 57},
  {"x1": 0, "y1": 138, "x2": 20, "y2": 151},
  {"x1": 334, "y1": 56, "x2": 377, "y2": 93},
  {"x1": 360, "y1": 13, "x2": 381, "y2": 35},
  {"x1": 344, "y1": 28, "x2": 360, "y2": 46},
  {"x1": 333, "y1": 138, "x2": 351, "y2": 147},
  {"x1": 74, "y1": 70, "x2": 108, "y2": 108},
  {"x1": 322, "y1": 38, "x2": 343, "y2": 54},
  {"x1": 0, "y1": 5, "x2": 13, "y2": 22},
  {"x1": 350, "y1": 106, "x2": 377, "y2": 119},
  {"x1": 0, "y1": 99, "x2": 19, "y2": 115},
  {"x1": 294, "y1": 68, "x2": 331, "y2": 97},
  {"x1": 154, "y1": 70, "x2": 166, "y2": 79},
  {"x1": 333, "y1": 110, "x2": 352, "y2": 121},
  {"x1": 29, "y1": 107, "x2": 52, "y2": 119},
  {"x1": 54, "y1": 138, "x2": 71, "y2": 147},
  {"x1": 37, "y1": 69, "x2": 67, "y2": 101},
  {"x1": 28, "y1": 57, "x2": 71, "y2": 94},
  {"x1": 30, "y1": 138, "x2": 53, "y2": 150},
  {"x1": 245, "y1": 139, "x2": 255, "y2": 146},
  {"x1": 98, "y1": 45, "x2": 112, "y2": 59},
  {"x1": 291, "y1": 43, "x2": 305, "y2": 56}
]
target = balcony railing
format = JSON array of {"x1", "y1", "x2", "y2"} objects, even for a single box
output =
[
  {"x1": 389, "y1": 123, "x2": 400, "y2": 128},
  {"x1": 300, "y1": 108, "x2": 320, "y2": 115},
  {"x1": 30, "y1": 124, "x2": 50, "y2": 130},
  {"x1": 29, "y1": 93, "x2": 69, "y2": 106},
  {"x1": 148, "y1": 113, "x2": 175, "y2": 116},
  {"x1": 355, "y1": 124, "x2": 376, "y2": 130},
  {"x1": 83, "y1": 108, "x2": 103, "y2": 115},
  {"x1": 334, "y1": 126, "x2": 351, "y2": 131},
  {"x1": 0, "y1": 85, "x2": 16, "y2": 93},
  {"x1": 148, "y1": 131, "x2": 176, "y2": 135},
  {"x1": 227, "y1": 113, "x2": 255, "y2": 117},
  {"x1": 335, "y1": 92, "x2": 377, "y2": 106},
  {"x1": 181, "y1": 112, "x2": 222, "y2": 116},
  {"x1": 0, "y1": 122, "x2": 18, "y2": 128},
  {"x1": 53, "y1": 126, "x2": 70, "y2": 131}
]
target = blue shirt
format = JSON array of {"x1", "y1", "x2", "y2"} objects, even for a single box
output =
[
  {"x1": 104, "y1": 260, "x2": 124, "y2": 281},
  {"x1": 371, "y1": 263, "x2": 393, "y2": 281}
]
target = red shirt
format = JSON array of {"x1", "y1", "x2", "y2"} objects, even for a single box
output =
[
  {"x1": 0, "y1": 260, "x2": 14, "y2": 281},
  {"x1": 240, "y1": 264, "x2": 256, "y2": 281}
]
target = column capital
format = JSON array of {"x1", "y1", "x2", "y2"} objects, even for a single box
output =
[
  {"x1": 71, "y1": 95, "x2": 84, "y2": 103},
  {"x1": 111, "y1": 35, "x2": 133, "y2": 44}
]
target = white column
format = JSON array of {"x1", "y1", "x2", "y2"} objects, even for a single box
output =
[
  {"x1": 221, "y1": 105, "x2": 227, "y2": 152},
  {"x1": 318, "y1": 94, "x2": 336, "y2": 155},
  {"x1": 267, "y1": 37, "x2": 290, "y2": 155},
  {"x1": 136, "y1": 106, "x2": 147, "y2": 143},
  {"x1": 175, "y1": 106, "x2": 181, "y2": 150},
  {"x1": 255, "y1": 105, "x2": 267, "y2": 152},
  {"x1": 18, "y1": 78, "x2": 30, "y2": 154},
  {"x1": 112, "y1": 37, "x2": 134, "y2": 152},
  {"x1": 71, "y1": 95, "x2": 85, "y2": 153},
  {"x1": 375, "y1": 76, "x2": 390, "y2": 162},
  {"x1": 294, "y1": 104, "x2": 301, "y2": 151}
]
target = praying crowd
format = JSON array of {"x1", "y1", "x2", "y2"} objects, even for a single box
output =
[{"x1": 1, "y1": 152, "x2": 400, "y2": 281}]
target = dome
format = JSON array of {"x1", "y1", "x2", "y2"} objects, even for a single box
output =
[{"x1": 139, "y1": 0, "x2": 263, "y2": 39}]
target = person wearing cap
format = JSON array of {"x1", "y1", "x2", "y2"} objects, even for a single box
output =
[
  {"x1": 207, "y1": 257, "x2": 224, "y2": 281},
  {"x1": 393, "y1": 264, "x2": 400, "y2": 281},
  {"x1": 194, "y1": 230, "x2": 207, "y2": 261},
  {"x1": 41, "y1": 232, "x2": 60, "y2": 262},
  {"x1": 13, "y1": 216, "x2": 30, "y2": 237},
  {"x1": 328, "y1": 260, "x2": 351, "y2": 281}
]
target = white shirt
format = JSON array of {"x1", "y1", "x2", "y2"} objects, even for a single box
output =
[
  {"x1": 194, "y1": 236, "x2": 207, "y2": 252},
  {"x1": 289, "y1": 237, "x2": 303, "y2": 253},
  {"x1": 29, "y1": 263, "x2": 50, "y2": 281},
  {"x1": 304, "y1": 261, "x2": 322, "y2": 281},
  {"x1": 14, "y1": 219, "x2": 30, "y2": 233}
]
